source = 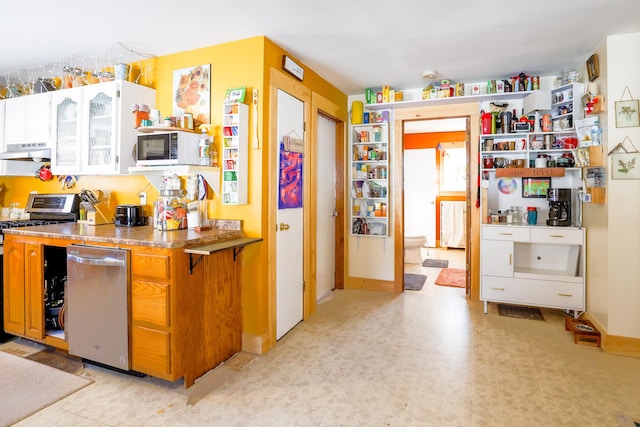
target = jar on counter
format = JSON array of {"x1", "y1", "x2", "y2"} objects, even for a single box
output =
[{"x1": 156, "y1": 190, "x2": 188, "y2": 231}]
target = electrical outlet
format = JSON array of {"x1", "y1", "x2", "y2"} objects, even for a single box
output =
[{"x1": 139, "y1": 192, "x2": 147, "y2": 205}]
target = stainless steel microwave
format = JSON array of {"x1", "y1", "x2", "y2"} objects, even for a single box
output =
[{"x1": 136, "y1": 131, "x2": 201, "y2": 166}]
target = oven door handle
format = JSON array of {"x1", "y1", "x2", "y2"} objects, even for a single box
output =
[{"x1": 67, "y1": 254, "x2": 126, "y2": 267}]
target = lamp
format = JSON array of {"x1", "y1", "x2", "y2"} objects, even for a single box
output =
[{"x1": 523, "y1": 91, "x2": 551, "y2": 132}]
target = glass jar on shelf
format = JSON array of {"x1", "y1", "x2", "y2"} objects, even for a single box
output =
[{"x1": 156, "y1": 189, "x2": 188, "y2": 231}]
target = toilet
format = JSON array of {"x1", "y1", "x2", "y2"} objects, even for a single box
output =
[{"x1": 404, "y1": 235, "x2": 427, "y2": 264}]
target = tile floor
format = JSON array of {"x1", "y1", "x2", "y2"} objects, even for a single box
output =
[{"x1": 4, "y1": 247, "x2": 640, "y2": 426}]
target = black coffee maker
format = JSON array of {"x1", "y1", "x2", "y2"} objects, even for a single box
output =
[{"x1": 547, "y1": 188, "x2": 571, "y2": 226}]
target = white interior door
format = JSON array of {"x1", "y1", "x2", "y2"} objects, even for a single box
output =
[
  {"x1": 276, "y1": 89, "x2": 305, "y2": 340},
  {"x1": 404, "y1": 148, "x2": 436, "y2": 246},
  {"x1": 315, "y1": 114, "x2": 336, "y2": 301}
]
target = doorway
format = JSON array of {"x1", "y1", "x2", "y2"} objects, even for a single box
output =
[{"x1": 400, "y1": 116, "x2": 471, "y2": 294}]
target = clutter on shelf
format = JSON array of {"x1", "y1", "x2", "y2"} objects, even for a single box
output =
[{"x1": 0, "y1": 42, "x2": 155, "y2": 99}]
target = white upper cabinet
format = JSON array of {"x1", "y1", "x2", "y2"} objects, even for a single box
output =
[
  {"x1": 50, "y1": 86, "x2": 84, "y2": 174},
  {"x1": 4, "y1": 92, "x2": 51, "y2": 144},
  {"x1": 51, "y1": 80, "x2": 155, "y2": 175}
]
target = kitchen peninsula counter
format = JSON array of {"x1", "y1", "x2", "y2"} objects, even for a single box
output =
[
  {"x1": 1, "y1": 220, "x2": 243, "y2": 248},
  {"x1": 3, "y1": 219, "x2": 250, "y2": 387}
]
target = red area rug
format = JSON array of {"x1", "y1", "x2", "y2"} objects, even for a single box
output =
[{"x1": 434, "y1": 268, "x2": 466, "y2": 288}]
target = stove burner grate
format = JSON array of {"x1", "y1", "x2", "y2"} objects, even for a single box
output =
[{"x1": 0, "y1": 219, "x2": 64, "y2": 229}]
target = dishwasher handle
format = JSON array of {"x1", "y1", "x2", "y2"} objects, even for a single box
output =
[{"x1": 67, "y1": 253, "x2": 127, "y2": 267}]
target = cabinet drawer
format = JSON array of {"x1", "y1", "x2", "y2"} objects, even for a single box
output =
[
  {"x1": 131, "y1": 326, "x2": 171, "y2": 377},
  {"x1": 482, "y1": 225, "x2": 530, "y2": 242},
  {"x1": 131, "y1": 280, "x2": 170, "y2": 327},
  {"x1": 481, "y1": 275, "x2": 584, "y2": 310},
  {"x1": 530, "y1": 228, "x2": 584, "y2": 245},
  {"x1": 132, "y1": 252, "x2": 170, "y2": 281}
]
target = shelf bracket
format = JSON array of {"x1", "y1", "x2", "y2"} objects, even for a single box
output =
[
  {"x1": 183, "y1": 237, "x2": 263, "y2": 273},
  {"x1": 233, "y1": 246, "x2": 244, "y2": 261},
  {"x1": 189, "y1": 253, "x2": 205, "y2": 275}
]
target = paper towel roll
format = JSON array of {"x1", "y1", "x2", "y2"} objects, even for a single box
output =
[{"x1": 351, "y1": 101, "x2": 363, "y2": 124}]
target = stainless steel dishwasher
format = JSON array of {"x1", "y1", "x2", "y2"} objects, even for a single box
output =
[{"x1": 66, "y1": 245, "x2": 131, "y2": 370}]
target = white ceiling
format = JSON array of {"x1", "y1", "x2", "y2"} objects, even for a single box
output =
[{"x1": 2, "y1": 1, "x2": 640, "y2": 96}]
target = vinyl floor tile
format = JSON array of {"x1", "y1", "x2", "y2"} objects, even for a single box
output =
[{"x1": 5, "y1": 248, "x2": 640, "y2": 426}]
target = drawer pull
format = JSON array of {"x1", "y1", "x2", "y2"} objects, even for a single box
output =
[
  {"x1": 499, "y1": 232, "x2": 513, "y2": 236},
  {"x1": 549, "y1": 235, "x2": 565, "y2": 238},
  {"x1": 491, "y1": 287, "x2": 505, "y2": 291},
  {"x1": 557, "y1": 292, "x2": 573, "y2": 297}
]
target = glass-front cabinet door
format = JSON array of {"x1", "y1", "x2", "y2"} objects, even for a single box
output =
[
  {"x1": 50, "y1": 87, "x2": 83, "y2": 174},
  {"x1": 82, "y1": 83, "x2": 117, "y2": 173}
]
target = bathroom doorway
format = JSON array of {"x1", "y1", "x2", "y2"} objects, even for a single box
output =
[{"x1": 402, "y1": 117, "x2": 468, "y2": 292}]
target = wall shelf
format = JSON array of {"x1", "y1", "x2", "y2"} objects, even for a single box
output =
[
  {"x1": 129, "y1": 165, "x2": 221, "y2": 195},
  {"x1": 365, "y1": 89, "x2": 542, "y2": 110}
]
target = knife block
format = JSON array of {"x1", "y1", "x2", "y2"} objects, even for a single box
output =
[{"x1": 81, "y1": 201, "x2": 114, "y2": 226}]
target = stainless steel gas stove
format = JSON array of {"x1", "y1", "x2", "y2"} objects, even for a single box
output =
[{"x1": 0, "y1": 193, "x2": 81, "y2": 246}]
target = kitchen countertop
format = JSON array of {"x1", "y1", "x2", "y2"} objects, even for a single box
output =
[
  {"x1": 2, "y1": 219, "x2": 244, "y2": 249},
  {"x1": 482, "y1": 223, "x2": 583, "y2": 230}
]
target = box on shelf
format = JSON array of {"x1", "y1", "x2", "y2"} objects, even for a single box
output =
[{"x1": 365, "y1": 86, "x2": 400, "y2": 104}]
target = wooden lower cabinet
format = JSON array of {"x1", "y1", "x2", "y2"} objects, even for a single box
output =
[
  {"x1": 3, "y1": 233, "x2": 243, "y2": 388},
  {"x1": 130, "y1": 245, "x2": 243, "y2": 386},
  {"x1": 3, "y1": 239, "x2": 28, "y2": 336},
  {"x1": 3, "y1": 239, "x2": 44, "y2": 340},
  {"x1": 131, "y1": 325, "x2": 171, "y2": 377},
  {"x1": 130, "y1": 247, "x2": 175, "y2": 380}
]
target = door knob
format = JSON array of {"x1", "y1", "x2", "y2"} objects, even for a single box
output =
[{"x1": 279, "y1": 223, "x2": 290, "y2": 231}]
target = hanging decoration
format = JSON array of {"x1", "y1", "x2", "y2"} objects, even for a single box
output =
[
  {"x1": 278, "y1": 131, "x2": 304, "y2": 209},
  {"x1": 36, "y1": 164, "x2": 53, "y2": 181},
  {"x1": 608, "y1": 136, "x2": 640, "y2": 180},
  {"x1": 615, "y1": 86, "x2": 640, "y2": 128}
]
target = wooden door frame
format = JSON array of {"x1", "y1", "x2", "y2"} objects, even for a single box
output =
[
  {"x1": 267, "y1": 70, "x2": 347, "y2": 340},
  {"x1": 309, "y1": 93, "x2": 348, "y2": 314},
  {"x1": 393, "y1": 104, "x2": 481, "y2": 300}
]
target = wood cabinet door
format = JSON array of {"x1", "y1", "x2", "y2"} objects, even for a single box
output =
[
  {"x1": 24, "y1": 243, "x2": 44, "y2": 339},
  {"x1": 3, "y1": 239, "x2": 26, "y2": 335}
]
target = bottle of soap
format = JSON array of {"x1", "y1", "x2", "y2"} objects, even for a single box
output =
[{"x1": 209, "y1": 136, "x2": 218, "y2": 167}]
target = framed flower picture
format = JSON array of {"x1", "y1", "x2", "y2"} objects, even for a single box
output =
[
  {"x1": 173, "y1": 64, "x2": 211, "y2": 126},
  {"x1": 615, "y1": 99, "x2": 640, "y2": 128},
  {"x1": 612, "y1": 152, "x2": 640, "y2": 179}
]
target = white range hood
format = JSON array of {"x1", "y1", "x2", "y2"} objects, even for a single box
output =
[{"x1": 0, "y1": 142, "x2": 51, "y2": 162}]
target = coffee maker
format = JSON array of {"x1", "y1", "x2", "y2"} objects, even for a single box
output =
[{"x1": 547, "y1": 188, "x2": 571, "y2": 226}]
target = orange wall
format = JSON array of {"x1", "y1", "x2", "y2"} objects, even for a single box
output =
[
  {"x1": 155, "y1": 36, "x2": 347, "y2": 350},
  {"x1": 404, "y1": 131, "x2": 465, "y2": 149}
]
